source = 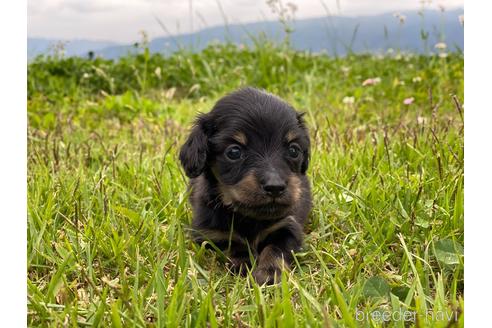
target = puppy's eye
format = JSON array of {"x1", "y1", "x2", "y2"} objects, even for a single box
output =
[
  {"x1": 225, "y1": 145, "x2": 242, "y2": 161},
  {"x1": 288, "y1": 143, "x2": 301, "y2": 159}
]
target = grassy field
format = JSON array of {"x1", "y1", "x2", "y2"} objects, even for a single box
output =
[{"x1": 27, "y1": 41, "x2": 464, "y2": 327}]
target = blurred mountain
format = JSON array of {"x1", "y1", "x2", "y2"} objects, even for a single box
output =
[
  {"x1": 28, "y1": 8, "x2": 463, "y2": 60},
  {"x1": 27, "y1": 38, "x2": 120, "y2": 59}
]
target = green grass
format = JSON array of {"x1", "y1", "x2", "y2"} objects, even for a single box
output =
[{"x1": 27, "y1": 42, "x2": 464, "y2": 327}]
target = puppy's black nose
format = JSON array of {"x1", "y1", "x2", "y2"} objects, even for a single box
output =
[
  {"x1": 263, "y1": 183, "x2": 286, "y2": 197},
  {"x1": 262, "y1": 174, "x2": 286, "y2": 197}
]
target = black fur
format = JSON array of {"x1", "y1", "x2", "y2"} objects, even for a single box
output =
[{"x1": 179, "y1": 87, "x2": 312, "y2": 284}]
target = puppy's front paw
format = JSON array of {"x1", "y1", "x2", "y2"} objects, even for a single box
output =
[
  {"x1": 253, "y1": 245, "x2": 290, "y2": 285},
  {"x1": 252, "y1": 263, "x2": 281, "y2": 285}
]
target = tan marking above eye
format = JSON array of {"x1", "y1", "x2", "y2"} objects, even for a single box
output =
[
  {"x1": 286, "y1": 131, "x2": 298, "y2": 143},
  {"x1": 232, "y1": 132, "x2": 247, "y2": 145}
]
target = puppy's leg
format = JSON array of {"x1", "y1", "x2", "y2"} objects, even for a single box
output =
[
  {"x1": 192, "y1": 228, "x2": 252, "y2": 274},
  {"x1": 253, "y1": 231, "x2": 302, "y2": 285},
  {"x1": 252, "y1": 216, "x2": 304, "y2": 284}
]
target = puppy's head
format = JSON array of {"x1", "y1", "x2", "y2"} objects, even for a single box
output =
[{"x1": 180, "y1": 87, "x2": 310, "y2": 220}]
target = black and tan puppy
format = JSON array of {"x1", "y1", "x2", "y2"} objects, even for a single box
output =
[{"x1": 179, "y1": 87, "x2": 312, "y2": 284}]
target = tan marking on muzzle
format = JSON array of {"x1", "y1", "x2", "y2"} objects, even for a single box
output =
[
  {"x1": 288, "y1": 175, "x2": 302, "y2": 203},
  {"x1": 219, "y1": 184, "x2": 234, "y2": 206},
  {"x1": 221, "y1": 172, "x2": 260, "y2": 205}
]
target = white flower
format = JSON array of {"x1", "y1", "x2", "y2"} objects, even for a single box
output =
[
  {"x1": 403, "y1": 97, "x2": 415, "y2": 105},
  {"x1": 362, "y1": 77, "x2": 381, "y2": 86},
  {"x1": 438, "y1": 52, "x2": 448, "y2": 58},
  {"x1": 434, "y1": 42, "x2": 447, "y2": 50},
  {"x1": 417, "y1": 116, "x2": 428, "y2": 124},
  {"x1": 412, "y1": 76, "x2": 422, "y2": 83},
  {"x1": 342, "y1": 96, "x2": 355, "y2": 105}
]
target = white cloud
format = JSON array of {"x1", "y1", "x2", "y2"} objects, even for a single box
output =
[{"x1": 28, "y1": 0, "x2": 464, "y2": 42}]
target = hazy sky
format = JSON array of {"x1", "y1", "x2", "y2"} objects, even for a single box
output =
[{"x1": 28, "y1": 0, "x2": 464, "y2": 43}]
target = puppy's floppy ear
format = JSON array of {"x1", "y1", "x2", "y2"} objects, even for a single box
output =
[
  {"x1": 179, "y1": 114, "x2": 211, "y2": 178},
  {"x1": 296, "y1": 112, "x2": 310, "y2": 174}
]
